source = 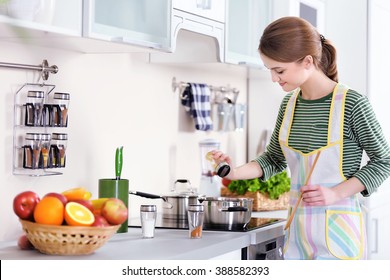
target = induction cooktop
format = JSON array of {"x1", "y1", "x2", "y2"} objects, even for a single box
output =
[{"x1": 128, "y1": 215, "x2": 285, "y2": 232}]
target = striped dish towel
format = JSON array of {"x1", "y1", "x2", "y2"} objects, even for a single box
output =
[{"x1": 181, "y1": 83, "x2": 213, "y2": 131}]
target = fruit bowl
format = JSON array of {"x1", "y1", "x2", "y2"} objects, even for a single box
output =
[{"x1": 19, "y1": 219, "x2": 120, "y2": 255}]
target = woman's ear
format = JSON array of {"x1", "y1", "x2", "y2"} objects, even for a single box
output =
[{"x1": 303, "y1": 55, "x2": 314, "y2": 69}]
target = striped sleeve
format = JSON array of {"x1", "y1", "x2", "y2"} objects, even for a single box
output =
[{"x1": 348, "y1": 94, "x2": 390, "y2": 196}]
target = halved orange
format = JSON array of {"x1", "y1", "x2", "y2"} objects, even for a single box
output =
[
  {"x1": 64, "y1": 202, "x2": 95, "y2": 226},
  {"x1": 62, "y1": 187, "x2": 92, "y2": 201}
]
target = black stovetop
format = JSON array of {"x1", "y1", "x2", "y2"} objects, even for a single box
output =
[{"x1": 128, "y1": 215, "x2": 285, "y2": 232}]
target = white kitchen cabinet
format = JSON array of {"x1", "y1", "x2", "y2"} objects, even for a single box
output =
[
  {"x1": 83, "y1": 0, "x2": 172, "y2": 51},
  {"x1": 172, "y1": 0, "x2": 225, "y2": 23},
  {"x1": 364, "y1": 184, "x2": 390, "y2": 259},
  {"x1": 364, "y1": 0, "x2": 390, "y2": 260},
  {"x1": 0, "y1": 0, "x2": 82, "y2": 36},
  {"x1": 225, "y1": 0, "x2": 272, "y2": 67}
]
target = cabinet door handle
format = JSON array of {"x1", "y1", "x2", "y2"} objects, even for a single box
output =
[
  {"x1": 371, "y1": 218, "x2": 378, "y2": 254},
  {"x1": 196, "y1": 0, "x2": 212, "y2": 10}
]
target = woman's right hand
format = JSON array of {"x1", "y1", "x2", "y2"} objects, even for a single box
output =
[{"x1": 207, "y1": 150, "x2": 232, "y2": 166}]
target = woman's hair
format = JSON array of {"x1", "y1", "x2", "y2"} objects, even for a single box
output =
[{"x1": 259, "y1": 16, "x2": 338, "y2": 82}]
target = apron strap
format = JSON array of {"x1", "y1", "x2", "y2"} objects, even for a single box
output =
[{"x1": 328, "y1": 83, "x2": 349, "y2": 145}]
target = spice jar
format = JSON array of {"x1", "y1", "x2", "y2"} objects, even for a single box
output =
[
  {"x1": 187, "y1": 204, "x2": 204, "y2": 239},
  {"x1": 40, "y1": 133, "x2": 51, "y2": 169},
  {"x1": 140, "y1": 205, "x2": 157, "y2": 238},
  {"x1": 25, "y1": 90, "x2": 44, "y2": 127},
  {"x1": 50, "y1": 133, "x2": 68, "y2": 168},
  {"x1": 23, "y1": 133, "x2": 50, "y2": 169},
  {"x1": 205, "y1": 151, "x2": 231, "y2": 177},
  {"x1": 52, "y1": 92, "x2": 70, "y2": 127}
]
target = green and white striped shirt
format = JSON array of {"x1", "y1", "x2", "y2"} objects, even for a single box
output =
[{"x1": 255, "y1": 89, "x2": 390, "y2": 196}]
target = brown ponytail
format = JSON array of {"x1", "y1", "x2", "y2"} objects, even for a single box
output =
[{"x1": 259, "y1": 17, "x2": 338, "y2": 82}]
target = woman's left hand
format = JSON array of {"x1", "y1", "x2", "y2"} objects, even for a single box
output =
[{"x1": 300, "y1": 185, "x2": 340, "y2": 206}]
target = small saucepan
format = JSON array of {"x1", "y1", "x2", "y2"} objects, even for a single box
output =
[{"x1": 200, "y1": 197, "x2": 253, "y2": 230}]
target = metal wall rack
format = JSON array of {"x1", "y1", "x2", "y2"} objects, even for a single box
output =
[
  {"x1": 0, "y1": 59, "x2": 58, "y2": 81},
  {"x1": 4, "y1": 59, "x2": 64, "y2": 176},
  {"x1": 172, "y1": 77, "x2": 240, "y2": 104}
]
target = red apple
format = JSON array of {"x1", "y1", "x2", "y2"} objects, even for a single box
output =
[
  {"x1": 70, "y1": 199, "x2": 94, "y2": 212},
  {"x1": 92, "y1": 214, "x2": 111, "y2": 227},
  {"x1": 17, "y1": 234, "x2": 35, "y2": 250},
  {"x1": 13, "y1": 191, "x2": 40, "y2": 220},
  {"x1": 101, "y1": 198, "x2": 128, "y2": 225},
  {"x1": 44, "y1": 192, "x2": 68, "y2": 206}
]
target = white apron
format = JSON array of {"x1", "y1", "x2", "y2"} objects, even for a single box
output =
[{"x1": 280, "y1": 83, "x2": 367, "y2": 260}]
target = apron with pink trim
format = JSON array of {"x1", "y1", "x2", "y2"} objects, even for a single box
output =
[{"x1": 280, "y1": 83, "x2": 367, "y2": 260}]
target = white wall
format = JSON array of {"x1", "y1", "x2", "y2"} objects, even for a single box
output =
[{"x1": 0, "y1": 40, "x2": 248, "y2": 241}]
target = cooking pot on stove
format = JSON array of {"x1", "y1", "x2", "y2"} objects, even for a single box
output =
[
  {"x1": 129, "y1": 179, "x2": 205, "y2": 220},
  {"x1": 201, "y1": 197, "x2": 253, "y2": 230}
]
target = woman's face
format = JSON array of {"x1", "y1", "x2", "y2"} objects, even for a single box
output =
[{"x1": 260, "y1": 53, "x2": 312, "y2": 92}]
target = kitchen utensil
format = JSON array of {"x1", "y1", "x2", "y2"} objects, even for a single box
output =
[
  {"x1": 199, "y1": 139, "x2": 222, "y2": 196},
  {"x1": 99, "y1": 178, "x2": 129, "y2": 233},
  {"x1": 129, "y1": 190, "x2": 205, "y2": 220},
  {"x1": 172, "y1": 179, "x2": 194, "y2": 193},
  {"x1": 115, "y1": 146, "x2": 123, "y2": 180},
  {"x1": 284, "y1": 151, "x2": 322, "y2": 230},
  {"x1": 201, "y1": 197, "x2": 253, "y2": 230},
  {"x1": 188, "y1": 204, "x2": 204, "y2": 239}
]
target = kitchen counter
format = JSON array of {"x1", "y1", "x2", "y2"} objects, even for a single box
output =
[{"x1": 0, "y1": 220, "x2": 285, "y2": 260}]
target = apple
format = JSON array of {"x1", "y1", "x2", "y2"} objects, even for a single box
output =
[
  {"x1": 70, "y1": 199, "x2": 94, "y2": 212},
  {"x1": 13, "y1": 191, "x2": 40, "y2": 220},
  {"x1": 92, "y1": 214, "x2": 111, "y2": 227},
  {"x1": 17, "y1": 234, "x2": 34, "y2": 250},
  {"x1": 101, "y1": 198, "x2": 128, "y2": 225},
  {"x1": 44, "y1": 192, "x2": 68, "y2": 206}
]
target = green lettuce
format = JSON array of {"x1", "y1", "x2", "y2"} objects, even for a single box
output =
[{"x1": 228, "y1": 171, "x2": 290, "y2": 200}]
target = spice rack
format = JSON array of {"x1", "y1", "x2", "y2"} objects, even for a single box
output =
[{"x1": 13, "y1": 83, "x2": 68, "y2": 176}]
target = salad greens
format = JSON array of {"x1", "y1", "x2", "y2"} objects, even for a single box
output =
[{"x1": 228, "y1": 171, "x2": 290, "y2": 200}]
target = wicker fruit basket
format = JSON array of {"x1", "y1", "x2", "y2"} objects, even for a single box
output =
[
  {"x1": 221, "y1": 187, "x2": 289, "y2": 211},
  {"x1": 19, "y1": 219, "x2": 120, "y2": 255}
]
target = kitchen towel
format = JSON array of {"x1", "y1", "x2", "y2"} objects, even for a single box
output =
[{"x1": 181, "y1": 83, "x2": 213, "y2": 131}]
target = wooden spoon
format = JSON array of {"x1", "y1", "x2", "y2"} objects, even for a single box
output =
[{"x1": 284, "y1": 151, "x2": 321, "y2": 230}]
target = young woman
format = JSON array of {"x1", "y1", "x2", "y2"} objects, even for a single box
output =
[{"x1": 211, "y1": 16, "x2": 390, "y2": 260}]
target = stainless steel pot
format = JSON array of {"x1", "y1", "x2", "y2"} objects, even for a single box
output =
[
  {"x1": 129, "y1": 190, "x2": 205, "y2": 220},
  {"x1": 201, "y1": 197, "x2": 253, "y2": 230}
]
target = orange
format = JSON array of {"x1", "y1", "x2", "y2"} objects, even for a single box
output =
[
  {"x1": 62, "y1": 187, "x2": 92, "y2": 201},
  {"x1": 64, "y1": 202, "x2": 95, "y2": 226},
  {"x1": 34, "y1": 196, "x2": 64, "y2": 225}
]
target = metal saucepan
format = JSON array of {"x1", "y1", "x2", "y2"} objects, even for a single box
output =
[
  {"x1": 201, "y1": 197, "x2": 253, "y2": 230},
  {"x1": 129, "y1": 190, "x2": 205, "y2": 220}
]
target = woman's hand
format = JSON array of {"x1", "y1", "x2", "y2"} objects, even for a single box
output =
[
  {"x1": 208, "y1": 150, "x2": 232, "y2": 165},
  {"x1": 300, "y1": 177, "x2": 366, "y2": 206},
  {"x1": 300, "y1": 185, "x2": 341, "y2": 206}
]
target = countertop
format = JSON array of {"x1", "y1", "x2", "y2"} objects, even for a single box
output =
[{"x1": 0, "y1": 216, "x2": 285, "y2": 260}]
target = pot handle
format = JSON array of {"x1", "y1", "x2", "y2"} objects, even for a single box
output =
[
  {"x1": 129, "y1": 190, "x2": 164, "y2": 200},
  {"x1": 222, "y1": 206, "x2": 248, "y2": 212}
]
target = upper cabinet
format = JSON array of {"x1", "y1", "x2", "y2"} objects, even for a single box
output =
[
  {"x1": 172, "y1": 0, "x2": 225, "y2": 22},
  {"x1": 170, "y1": 0, "x2": 225, "y2": 62},
  {"x1": 225, "y1": 0, "x2": 272, "y2": 67},
  {"x1": 0, "y1": 0, "x2": 82, "y2": 36},
  {"x1": 83, "y1": 0, "x2": 172, "y2": 51}
]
